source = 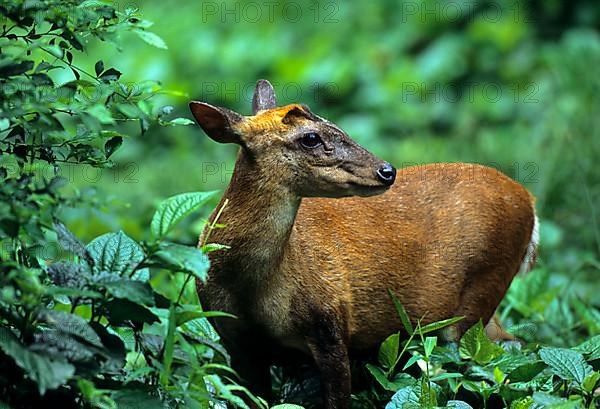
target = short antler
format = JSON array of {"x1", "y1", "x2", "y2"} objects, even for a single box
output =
[{"x1": 252, "y1": 79, "x2": 277, "y2": 114}]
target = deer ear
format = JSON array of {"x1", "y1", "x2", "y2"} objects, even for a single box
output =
[
  {"x1": 252, "y1": 79, "x2": 277, "y2": 114},
  {"x1": 189, "y1": 102, "x2": 243, "y2": 144}
]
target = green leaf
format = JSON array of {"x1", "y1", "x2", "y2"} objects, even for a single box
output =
[
  {"x1": 419, "y1": 316, "x2": 464, "y2": 335},
  {"x1": 111, "y1": 388, "x2": 164, "y2": 409},
  {"x1": 366, "y1": 364, "x2": 415, "y2": 392},
  {"x1": 378, "y1": 332, "x2": 400, "y2": 369},
  {"x1": 388, "y1": 289, "x2": 413, "y2": 334},
  {"x1": 386, "y1": 385, "x2": 420, "y2": 409},
  {"x1": 539, "y1": 347, "x2": 593, "y2": 386},
  {"x1": 94, "y1": 60, "x2": 104, "y2": 76},
  {"x1": 459, "y1": 320, "x2": 504, "y2": 364},
  {"x1": 104, "y1": 298, "x2": 159, "y2": 328},
  {"x1": 574, "y1": 335, "x2": 600, "y2": 361},
  {"x1": 582, "y1": 371, "x2": 600, "y2": 393},
  {"x1": 87, "y1": 231, "x2": 145, "y2": 275},
  {"x1": 0, "y1": 328, "x2": 75, "y2": 394},
  {"x1": 424, "y1": 336, "x2": 437, "y2": 357},
  {"x1": 153, "y1": 242, "x2": 210, "y2": 282},
  {"x1": 102, "y1": 278, "x2": 155, "y2": 306},
  {"x1": 104, "y1": 136, "x2": 123, "y2": 159},
  {"x1": 133, "y1": 29, "x2": 168, "y2": 49},
  {"x1": 175, "y1": 304, "x2": 236, "y2": 327},
  {"x1": 53, "y1": 220, "x2": 93, "y2": 266},
  {"x1": 167, "y1": 117, "x2": 195, "y2": 126},
  {"x1": 507, "y1": 361, "x2": 547, "y2": 382},
  {"x1": 271, "y1": 405, "x2": 305, "y2": 409},
  {"x1": 151, "y1": 191, "x2": 218, "y2": 239},
  {"x1": 38, "y1": 310, "x2": 103, "y2": 348},
  {"x1": 447, "y1": 401, "x2": 474, "y2": 409}
]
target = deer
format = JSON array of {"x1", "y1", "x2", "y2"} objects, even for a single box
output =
[{"x1": 190, "y1": 79, "x2": 539, "y2": 409}]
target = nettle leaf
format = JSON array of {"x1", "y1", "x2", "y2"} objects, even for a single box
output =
[
  {"x1": 459, "y1": 321, "x2": 504, "y2": 364},
  {"x1": 153, "y1": 242, "x2": 209, "y2": 282},
  {"x1": 46, "y1": 261, "x2": 89, "y2": 289},
  {"x1": 385, "y1": 385, "x2": 420, "y2": 409},
  {"x1": 151, "y1": 191, "x2": 218, "y2": 239},
  {"x1": 539, "y1": 347, "x2": 593, "y2": 386},
  {"x1": 38, "y1": 310, "x2": 102, "y2": 348},
  {"x1": 574, "y1": 335, "x2": 600, "y2": 361},
  {"x1": 53, "y1": 220, "x2": 93, "y2": 266},
  {"x1": 446, "y1": 401, "x2": 474, "y2": 409},
  {"x1": 87, "y1": 231, "x2": 145, "y2": 275},
  {"x1": 378, "y1": 332, "x2": 400, "y2": 369},
  {"x1": 0, "y1": 328, "x2": 75, "y2": 394}
]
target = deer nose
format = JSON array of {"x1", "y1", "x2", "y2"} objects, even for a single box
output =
[{"x1": 376, "y1": 163, "x2": 396, "y2": 186}]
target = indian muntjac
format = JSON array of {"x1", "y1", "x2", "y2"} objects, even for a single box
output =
[{"x1": 190, "y1": 80, "x2": 538, "y2": 409}]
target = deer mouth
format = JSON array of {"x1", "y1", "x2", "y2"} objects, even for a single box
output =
[{"x1": 346, "y1": 181, "x2": 391, "y2": 197}]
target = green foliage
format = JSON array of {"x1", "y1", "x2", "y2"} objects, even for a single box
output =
[
  {"x1": 362, "y1": 297, "x2": 600, "y2": 409},
  {"x1": 0, "y1": 1, "x2": 261, "y2": 407}
]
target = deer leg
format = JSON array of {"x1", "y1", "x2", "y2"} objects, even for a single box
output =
[{"x1": 305, "y1": 315, "x2": 351, "y2": 409}]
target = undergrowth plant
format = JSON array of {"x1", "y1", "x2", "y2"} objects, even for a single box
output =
[{"x1": 0, "y1": 1, "x2": 262, "y2": 407}]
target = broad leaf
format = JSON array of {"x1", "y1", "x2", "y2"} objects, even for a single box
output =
[
  {"x1": 53, "y1": 220, "x2": 93, "y2": 266},
  {"x1": 378, "y1": 332, "x2": 400, "y2": 369},
  {"x1": 0, "y1": 328, "x2": 75, "y2": 394},
  {"x1": 104, "y1": 298, "x2": 159, "y2": 328},
  {"x1": 459, "y1": 321, "x2": 504, "y2": 364},
  {"x1": 151, "y1": 191, "x2": 218, "y2": 239},
  {"x1": 38, "y1": 310, "x2": 102, "y2": 347},
  {"x1": 539, "y1": 347, "x2": 593, "y2": 386},
  {"x1": 87, "y1": 231, "x2": 144, "y2": 275},
  {"x1": 102, "y1": 278, "x2": 155, "y2": 306},
  {"x1": 153, "y1": 242, "x2": 210, "y2": 282}
]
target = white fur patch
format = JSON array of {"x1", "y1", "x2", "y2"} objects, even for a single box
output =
[{"x1": 519, "y1": 212, "x2": 539, "y2": 274}]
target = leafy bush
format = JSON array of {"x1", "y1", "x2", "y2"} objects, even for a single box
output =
[{"x1": 0, "y1": 1, "x2": 259, "y2": 407}]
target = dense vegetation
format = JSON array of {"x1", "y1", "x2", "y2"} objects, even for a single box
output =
[{"x1": 0, "y1": 0, "x2": 598, "y2": 408}]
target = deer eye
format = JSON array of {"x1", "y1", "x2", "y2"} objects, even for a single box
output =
[{"x1": 299, "y1": 132, "x2": 323, "y2": 149}]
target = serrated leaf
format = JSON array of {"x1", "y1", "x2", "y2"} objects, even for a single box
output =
[
  {"x1": 153, "y1": 242, "x2": 209, "y2": 282},
  {"x1": 53, "y1": 220, "x2": 93, "y2": 266},
  {"x1": 46, "y1": 261, "x2": 89, "y2": 289},
  {"x1": 378, "y1": 332, "x2": 400, "y2": 369},
  {"x1": 133, "y1": 29, "x2": 168, "y2": 49},
  {"x1": 385, "y1": 385, "x2": 420, "y2": 409},
  {"x1": 87, "y1": 231, "x2": 144, "y2": 275},
  {"x1": 574, "y1": 335, "x2": 600, "y2": 361},
  {"x1": 39, "y1": 310, "x2": 102, "y2": 348},
  {"x1": 447, "y1": 401, "x2": 474, "y2": 409},
  {"x1": 0, "y1": 328, "x2": 75, "y2": 394},
  {"x1": 539, "y1": 347, "x2": 593, "y2": 386},
  {"x1": 151, "y1": 191, "x2": 218, "y2": 239}
]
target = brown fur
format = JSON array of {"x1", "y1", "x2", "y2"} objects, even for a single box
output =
[{"x1": 191, "y1": 80, "x2": 537, "y2": 409}]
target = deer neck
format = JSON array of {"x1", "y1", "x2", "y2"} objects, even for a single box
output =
[{"x1": 205, "y1": 150, "x2": 301, "y2": 286}]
